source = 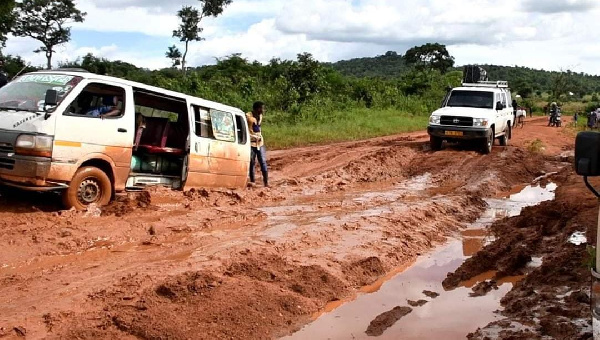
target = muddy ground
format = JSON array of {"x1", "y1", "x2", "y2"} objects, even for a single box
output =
[{"x1": 0, "y1": 117, "x2": 588, "y2": 340}]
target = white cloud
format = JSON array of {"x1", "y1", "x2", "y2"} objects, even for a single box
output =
[
  {"x1": 4, "y1": 36, "x2": 170, "y2": 70},
  {"x1": 522, "y1": 0, "x2": 598, "y2": 13},
  {"x1": 76, "y1": 0, "x2": 179, "y2": 37},
  {"x1": 2, "y1": 0, "x2": 600, "y2": 75},
  {"x1": 72, "y1": 0, "x2": 282, "y2": 37},
  {"x1": 186, "y1": 19, "x2": 342, "y2": 65}
]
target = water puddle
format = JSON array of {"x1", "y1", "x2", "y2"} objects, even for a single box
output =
[
  {"x1": 568, "y1": 231, "x2": 587, "y2": 246},
  {"x1": 257, "y1": 174, "x2": 433, "y2": 241},
  {"x1": 283, "y1": 183, "x2": 557, "y2": 340}
]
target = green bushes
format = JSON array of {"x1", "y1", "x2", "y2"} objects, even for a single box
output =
[{"x1": 56, "y1": 53, "x2": 456, "y2": 147}]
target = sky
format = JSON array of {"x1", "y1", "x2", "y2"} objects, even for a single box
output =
[{"x1": 3, "y1": 0, "x2": 599, "y2": 74}]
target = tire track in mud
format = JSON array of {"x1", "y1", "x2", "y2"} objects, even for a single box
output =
[{"x1": 0, "y1": 126, "x2": 566, "y2": 339}]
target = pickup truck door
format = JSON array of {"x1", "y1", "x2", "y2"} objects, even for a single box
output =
[
  {"x1": 502, "y1": 92, "x2": 512, "y2": 131},
  {"x1": 493, "y1": 93, "x2": 502, "y2": 136}
]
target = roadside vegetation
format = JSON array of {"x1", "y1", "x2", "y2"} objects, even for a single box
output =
[{"x1": 1, "y1": 0, "x2": 599, "y2": 148}]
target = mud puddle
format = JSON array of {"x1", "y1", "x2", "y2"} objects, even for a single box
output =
[
  {"x1": 283, "y1": 183, "x2": 557, "y2": 340},
  {"x1": 257, "y1": 175, "x2": 432, "y2": 239}
]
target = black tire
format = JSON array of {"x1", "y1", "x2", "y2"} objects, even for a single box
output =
[
  {"x1": 62, "y1": 166, "x2": 112, "y2": 210},
  {"x1": 481, "y1": 131, "x2": 493, "y2": 154},
  {"x1": 499, "y1": 126, "x2": 509, "y2": 146},
  {"x1": 430, "y1": 136, "x2": 443, "y2": 151}
]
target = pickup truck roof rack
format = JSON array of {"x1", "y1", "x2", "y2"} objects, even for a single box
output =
[{"x1": 461, "y1": 81, "x2": 509, "y2": 88}]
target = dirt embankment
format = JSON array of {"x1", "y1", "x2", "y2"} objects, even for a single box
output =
[
  {"x1": 445, "y1": 168, "x2": 596, "y2": 340},
  {"x1": 0, "y1": 118, "x2": 576, "y2": 340}
]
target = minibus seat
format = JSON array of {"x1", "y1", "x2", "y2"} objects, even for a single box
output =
[
  {"x1": 166, "y1": 123, "x2": 188, "y2": 151},
  {"x1": 137, "y1": 117, "x2": 184, "y2": 156},
  {"x1": 133, "y1": 112, "x2": 146, "y2": 151}
]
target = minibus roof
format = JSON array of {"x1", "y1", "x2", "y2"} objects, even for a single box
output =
[{"x1": 26, "y1": 70, "x2": 245, "y2": 115}]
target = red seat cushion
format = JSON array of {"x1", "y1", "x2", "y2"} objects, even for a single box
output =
[{"x1": 137, "y1": 145, "x2": 184, "y2": 156}]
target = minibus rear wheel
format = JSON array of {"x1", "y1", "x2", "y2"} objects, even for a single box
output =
[{"x1": 62, "y1": 166, "x2": 112, "y2": 210}]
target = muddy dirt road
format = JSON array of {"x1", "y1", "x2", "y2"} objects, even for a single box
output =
[{"x1": 0, "y1": 117, "x2": 586, "y2": 339}]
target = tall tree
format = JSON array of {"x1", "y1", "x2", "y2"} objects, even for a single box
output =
[
  {"x1": 173, "y1": 6, "x2": 202, "y2": 73},
  {"x1": 13, "y1": 0, "x2": 86, "y2": 70},
  {"x1": 171, "y1": 0, "x2": 232, "y2": 73},
  {"x1": 0, "y1": 0, "x2": 16, "y2": 54},
  {"x1": 513, "y1": 78, "x2": 533, "y2": 98},
  {"x1": 404, "y1": 43, "x2": 455, "y2": 74},
  {"x1": 165, "y1": 45, "x2": 183, "y2": 68},
  {"x1": 551, "y1": 69, "x2": 572, "y2": 101}
]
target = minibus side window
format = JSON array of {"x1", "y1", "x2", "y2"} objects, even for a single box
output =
[
  {"x1": 234, "y1": 114, "x2": 247, "y2": 145},
  {"x1": 65, "y1": 83, "x2": 126, "y2": 118},
  {"x1": 192, "y1": 105, "x2": 215, "y2": 139},
  {"x1": 209, "y1": 110, "x2": 235, "y2": 143}
]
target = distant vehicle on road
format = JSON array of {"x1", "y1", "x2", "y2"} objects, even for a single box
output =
[{"x1": 427, "y1": 80, "x2": 514, "y2": 154}]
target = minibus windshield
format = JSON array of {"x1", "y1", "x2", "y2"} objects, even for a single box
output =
[{"x1": 0, "y1": 74, "x2": 83, "y2": 112}]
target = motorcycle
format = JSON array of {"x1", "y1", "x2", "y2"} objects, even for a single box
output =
[{"x1": 548, "y1": 113, "x2": 562, "y2": 127}]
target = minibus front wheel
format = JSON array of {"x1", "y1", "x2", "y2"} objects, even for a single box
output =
[{"x1": 62, "y1": 166, "x2": 112, "y2": 210}]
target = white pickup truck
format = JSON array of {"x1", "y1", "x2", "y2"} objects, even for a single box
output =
[{"x1": 427, "y1": 81, "x2": 514, "y2": 154}]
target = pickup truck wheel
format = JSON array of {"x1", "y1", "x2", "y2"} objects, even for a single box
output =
[
  {"x1": 499, "y1": 126, "x2": 509, "y2": 146},
  {"x1": 62, "y1": 166, "x2": 112, "y2": 210},
  {"x1": 481, "y1": 133, "x2": 493, "y2": 154},
  {"x1": 430, "y1": 136, "x2": 443, "y2": 151}
]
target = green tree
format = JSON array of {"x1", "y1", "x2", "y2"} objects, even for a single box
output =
[
  {"x1": 172, "y1": 6, "x2": 202, "y2": 73},
  {"x1": 165, "y1": 45, "x2": 182, "y2": 68},
  {"x1": 1, "y1": 54, "x2": 38, "y2": 78},
  {"x1": 172, "y1": 0, "x2": 232, "y2": 74},
  {"x1": 12, "y1": 0, "x2": 86, "y2": 69},
  {"x1": 0, "y1": 0, "x2": 16, "y2": 54},
  {"x1": 550, "y1": 70, "x2": 572, "y2": 101},
  {"x1": 513, "y1": 79, "x2": 533, "y2": 98},
  {"x1": 404, "y1": 43, "x2": 455, "y2": 74},
  {"x1": 289, "y1": 53, "x2": 327, "y2": 105}
]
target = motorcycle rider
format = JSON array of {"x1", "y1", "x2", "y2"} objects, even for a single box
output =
[{"x1": 549, "y1": 102, "x2": 558, "y2": 126}]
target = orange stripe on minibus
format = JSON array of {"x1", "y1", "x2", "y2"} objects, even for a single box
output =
[{"x1": 54, "y1": 140, "x2": 82, "y2": 147}]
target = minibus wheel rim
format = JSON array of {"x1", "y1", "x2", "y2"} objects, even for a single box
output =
[{"x1": 78, "y1": 178, "x2": 101, "y2": 204}]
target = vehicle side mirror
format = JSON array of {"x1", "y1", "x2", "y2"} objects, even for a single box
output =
[
  {"x1": 44, "y1": 89, "x2": 58, "y2": 107},
  {"x1": 496, "y1": 102, "x2": 504, "y2": 111},
  {"x1": 575, "y1": 132, "x2": 600, "y2": 176}
]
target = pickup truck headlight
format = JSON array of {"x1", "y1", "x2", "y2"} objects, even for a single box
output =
[
  {"x1": 15, "y1": 134, "x2": 53, "y2": 158},
  {"x1": 473, "y1": 118, "x2": 489, "y2": 127},
  {"x1": 429, "y1": 115, "x2": 441, "y2": 125}
]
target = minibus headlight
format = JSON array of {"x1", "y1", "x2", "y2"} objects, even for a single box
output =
[{"x1": 15, "y1": 134, "x2": 53, "y2": 158}]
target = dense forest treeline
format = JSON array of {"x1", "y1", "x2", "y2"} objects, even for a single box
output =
[
  {"x1": 1, "y1": 52, "x2": 462, "y2": 121},
  {"x1": 2, "y1": 45, "x2": 598, "y2": 123},
  {"x1": 331, "y1": 51, "x2": 600, "y2": 98}
]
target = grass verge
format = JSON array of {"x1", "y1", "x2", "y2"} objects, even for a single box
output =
[{"x1": 263, "y1": 108, "x2": 429, "y2": 149}]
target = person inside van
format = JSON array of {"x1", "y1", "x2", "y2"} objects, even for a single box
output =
[
  {"x1": 86, "y1": 95, "x2": 121, "y2": 118},
  {"x1": 247, "y1": 101, "x2": 268, "y2": 187}
]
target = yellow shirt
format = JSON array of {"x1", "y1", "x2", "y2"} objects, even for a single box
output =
[{"x1": 246, "y1": 112, "x2": 264, "y2": 148}]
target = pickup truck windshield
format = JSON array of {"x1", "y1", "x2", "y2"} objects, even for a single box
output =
[
  {"x1": 0, "y1": 74, "x2": 82, "y2": 112},
  {"x1": 446, "y1": 90, "x2": 494, "y2": 109}
]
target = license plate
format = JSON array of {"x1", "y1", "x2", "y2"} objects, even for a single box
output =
[{"x1": 444, "y1": 131, "x2": 463, "y2": 136}]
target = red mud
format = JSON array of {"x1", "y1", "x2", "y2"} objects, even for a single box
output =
[
  {"x1": 0, "y1": 117, "x2": 581, "y2": 339},
  {"x1": 365, "y1": 306, "x2": 413, "y2": 336}
]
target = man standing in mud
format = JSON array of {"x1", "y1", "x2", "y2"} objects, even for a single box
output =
[{"x1": 247, "y1": 101, "x2": 268, "y2": 187}]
